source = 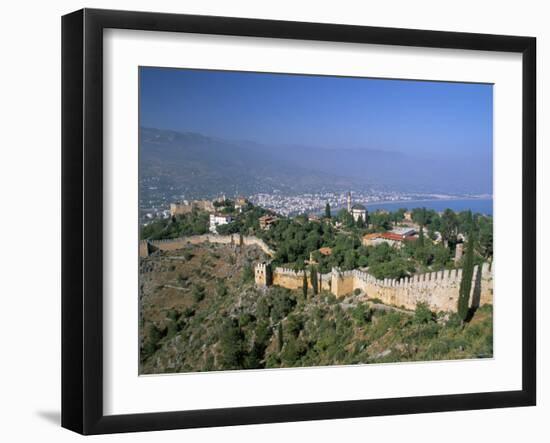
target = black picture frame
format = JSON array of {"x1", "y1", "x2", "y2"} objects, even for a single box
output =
[{"x1": 61, "y1": 8, "x2": 536, "y2": 435}]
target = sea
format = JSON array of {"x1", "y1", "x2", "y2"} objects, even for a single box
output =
[{"x1": 365, "y1": 198, "x2": 493, "y2": 216}]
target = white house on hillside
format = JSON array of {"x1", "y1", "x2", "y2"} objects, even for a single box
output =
[{"x1": 209, "y1": 213, "x2": 233, "y2": 233}]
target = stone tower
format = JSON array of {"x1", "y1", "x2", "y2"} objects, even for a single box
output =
[
  {"x1": 254, "y1": 262, "x2": 268, "y2": 287},
  {"x1": 347, "y1": 191, "x2": 352, "y2": 212}
]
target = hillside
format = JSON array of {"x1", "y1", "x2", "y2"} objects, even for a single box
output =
[
  {"x1": 139, "y1": 127, "x2": 358, "y2": 201},
  {"x1": 139, "y1": 242, "x2": 493, "y2": 374},
  {"x1": 139, "y1": 127, "x2": 493, "y2": 204}
]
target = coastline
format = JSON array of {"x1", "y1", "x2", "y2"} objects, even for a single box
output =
[{"x1": 328, "y1": 197, "x2": 493, "y2": 216}]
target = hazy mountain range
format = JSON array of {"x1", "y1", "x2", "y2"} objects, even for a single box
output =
[{"x1": 139, "y1": 127, "x2": 492, "y2": 199}]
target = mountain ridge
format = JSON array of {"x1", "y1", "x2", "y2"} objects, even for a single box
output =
[{"x1": 139, "y1": 127, "x2": 492, "y2": 200}]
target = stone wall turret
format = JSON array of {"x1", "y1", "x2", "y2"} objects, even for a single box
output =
[{"x1": 254, "y1": 262, "x2": 268, "y2": 287}]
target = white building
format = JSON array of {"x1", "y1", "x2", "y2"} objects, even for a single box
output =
[
  {"x1": 209, "y1": 213, "x2": 233, "y2": 233},
  {"x1": 347, "y1": 192, "x2": 368, "y2": 223},
  {"x1": 350, "y1": 204, "x2": 367, "y2": 223}
]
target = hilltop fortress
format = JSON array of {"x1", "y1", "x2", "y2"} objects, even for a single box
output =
[
  {"x1": 139, "y1": 233, "x2": 492, "y2": 314},
  {"x1": 145, "y1": 197, "x2": 493, "y2": 314},
  {"x1": 170, "y1": 200, "x2": 215, "y2": 216},
  {"x1": 255, "y1": 262, "x2": 493, "y2": 313},
  {"x1": 139, "y1": 233, "x2": 275, "y2": 258}
]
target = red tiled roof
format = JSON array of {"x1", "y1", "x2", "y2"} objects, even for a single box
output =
[
  {"x1": 381, "y1": 232, "x2": 403, "y2": 241},
  {"x1": 363, "y1": 233, "x2": 381, "y2": 240}
]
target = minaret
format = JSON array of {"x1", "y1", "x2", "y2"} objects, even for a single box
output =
[{"x1": 347, "y1": 191, "x2": 352, "y2": 212}]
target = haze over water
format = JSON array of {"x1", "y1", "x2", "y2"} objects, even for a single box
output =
[{"x1": 366, "y1": 198, "x2": 493, "y2": 216}]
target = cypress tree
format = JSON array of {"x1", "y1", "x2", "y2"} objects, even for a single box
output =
[
  {"x1": 302, "y1": 270, "x2": 308, "y2": 300},
  {"x1": 310, "y1": 266, "x2": 318, "y2": 295},
  {"x1": 415, "y1": 224, "x2": 428, "y2": 265},
  {"x1": 417, "y1": 208, "x2": 426, "y2": 247},
  {"x1": 325, "y1": 202, "x2": 331, "y2": 219},
  {"x1": 265, "y1": 263, "x2": 273, "y2": 286},
  {"x1": 278, "y1": 322, "x2": 284, "y2": 352},
  {"x1": 458, "y1": 211, "x2": 475, "y2": 322}
]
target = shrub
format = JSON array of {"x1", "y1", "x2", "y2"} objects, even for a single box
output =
[
  {"x1": 370, "y1": 311, "x2": 402, "y2": 341},
  {"x1": 165, "y1": 320, "x2": 179, "y2": 339},
  {"x1": 166, "y1": 308, "x2": 180, "y2": 322},
  {"x1": 239, "y1": 313, "x2": 255, "y2": 327},
  {"x1": 216, "y1": 280, "x2": 228, "y2": 297},
  {"x1": 281, "y1": 337, "x2": 307, "y2": 366},
  {"x1": 192, "y1": 285, "x2": 205, "y2": 302},
  {"x1": 181, "y1": 307, "x2": 195, "y2": 318},
  {"x1": 241, "y1": 263, "x2": 254, "y2": 283},
  {"x1": 218, "y1": 318, "x2": 245, "y2": 369},
  {"x1": 415, "y1": 323, "x2": 440, "y2": 341},
  {"x1": 445, "y1": 313, "x2": 462, "y2": 328},
  {"x1": 244, "y1": 341, "x2": 265, "y2": 369},
  {"x1": 141, "y1": 323, "x2": 163, "y2": 360},
  {"x1": 203, "y1": 353, "x2": 215, "y2": 371},
  {"x1": 256, "y1": 297, "x2": 271, "y2": 319},
  {"x1": 414, "y1": 302, "x2": 434, "y2": 325},
  {"x1": 265, "y1": 354, "x2": 281, "y2": 368},
  {"x1": 270, "y1": 289, "x2": 296, "y2": 322},
  {"x1": 352, "y1": 302, "x2": 372, "y2": 326},
  {"x1": 325, "y1": 294, "x2": 337, "y2": 305},
  {"x1": 255, "y1": 320, "x2": 272, "y2": 346},
  {"x1": 286, "y1": 314, "x2": 304, "y2": 338},
  {"x1": 423, "y1": 338, "x2": 452, "y2": 360}
]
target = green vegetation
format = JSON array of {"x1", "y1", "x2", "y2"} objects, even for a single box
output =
[
  {"x1": 278, "y1": 322, "x2": 284, "y2": 352},
  {"x1": 141, "y1": 211, "x2": 209, "y2": 240},
  {"x1": 139, "y1": 241, "x2": 493, "y2": 374},
  {"x1": 139, "y1": 202, "x2": 493, "y2": 374},
  {"x1": 218, "y1": 318, "x2": 245, "y2": 369},
  {"x1": 141, "y1": 323, "x2": 163, "y2": 360},
  {"x1": 192, "y1": 284, "x2": 205, "y2": 302},
  {"x1": 325, "y1": 202, "x2": 331, "y2": 219},
  {"x1": 414, "y1": 302, "x2": 434, "y2": 325},
  {"x1": 310, "y1": 266, "x2": 319, "y2": 295},
  {"x1": 141, "y1": 202, "x2": 492, "y2": 284},
  {"x1": 458, "y1": 211, "x2": 476, "y2": 322},
  {"x1": 241, "y1": 262, "x2": 254, "y2": 283}
]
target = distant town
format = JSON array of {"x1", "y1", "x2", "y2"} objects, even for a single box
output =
[{"x1": 140, "y1": 187, "x2": 491, "y2": 225}]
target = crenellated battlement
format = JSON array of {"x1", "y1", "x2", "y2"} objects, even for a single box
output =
[{"x1": 258, "y1": 261, "x2": 493, "y2": 313}]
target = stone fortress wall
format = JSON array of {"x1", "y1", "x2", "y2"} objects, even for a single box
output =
[
  {"x1": 269, "y1": 267, "x2": 332, "y2": 292},
  {"x1": 255, "y1": 262, "x2": 493, "y2": 313},
  {"x1": 140, "y1": 233, "x2": 493, "y2": 313},
  {"x1": 140, "y1": 234, "x2": 275, "y2": 258}
]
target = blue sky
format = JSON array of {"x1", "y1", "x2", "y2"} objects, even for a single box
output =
[{"x1": 139, "y1": 67, "x2": 493, "y2": 157}]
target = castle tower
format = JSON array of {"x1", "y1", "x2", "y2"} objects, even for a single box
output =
[
  {"x1": 254, "y1": 263, "x2": 268, "y2": 287},
  {"x1": 347, "y1": 191, "x2": 352, "y2": 212}
]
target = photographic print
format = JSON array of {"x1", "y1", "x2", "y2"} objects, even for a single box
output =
[{"x1": 138, "y1": 67, "x2": 494, "y2": 375}]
